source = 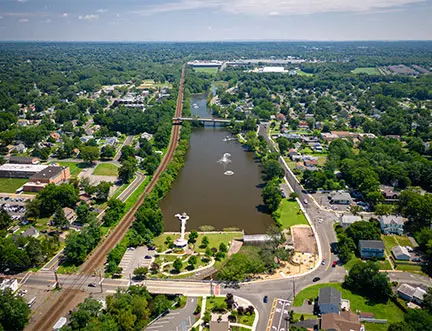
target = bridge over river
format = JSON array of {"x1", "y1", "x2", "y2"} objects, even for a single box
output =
[{"x1": 172, "y1": 117, "x2": 243, "y2": 125}]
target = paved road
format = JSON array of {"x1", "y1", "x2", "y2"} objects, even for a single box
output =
[
  {"x1": 267, "y1": 298, "x2": 292, "y2": 331},
  {"x1": 145, "y1": 297, "x2": 198, "y2": 331}
]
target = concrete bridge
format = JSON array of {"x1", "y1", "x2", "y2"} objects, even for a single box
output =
[{"x1": 172, "y1": 117, "x2": 243, "y2": 126}]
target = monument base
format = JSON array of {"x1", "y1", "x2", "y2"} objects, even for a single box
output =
[{"x1": 174, "y1": 238, "x2": 188, "y2": 248}]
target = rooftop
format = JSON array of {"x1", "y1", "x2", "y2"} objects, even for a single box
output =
[
  {"x1": 391, "y1": 245, "x2": 411, "y2": 257},
  {"x1": 318, "y1": 287, "x2": 341, "y2": 306},
  {"x1": 0, "y1": 164, "x2": 48, "y2": 173},
  {"x1": 321, "y1": 311, "x2": 362, "y2": 331},
  {"x1": 30, "y1": 166, "x2": 66, "y2": 180},
  {"x1": 359, "y1": 240, "x2": 385, "y2": 250},
  {"x1": 380, "y1": 215, "x2": 406, "y2": 225}
]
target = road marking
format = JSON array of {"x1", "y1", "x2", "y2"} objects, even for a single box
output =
[{"x1": 266, "y1": 298, "x2": 278, "y2": 331}]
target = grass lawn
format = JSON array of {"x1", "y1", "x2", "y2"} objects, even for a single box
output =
[
  {"x1": 139, "y1": 79, "x2": 173, "y2": 89},
  {"x1": 378, "y1": 259, "x2": 393, "y2": 270},
  {"x1": 57, "y1": 161, "x2": 87, "y2": 177},
  {"x1": 206, "y1": 296, "x2": 227, "y2": 312},
  {"x1": 93, "y1": 163, "x2": 118, "y2": 176},
  {"x1": 153, "y1": 232, "x2": 243, "y2": 253},
  {"x1": 277, "y1": 199, "x2": 309, "y2": 229},
  {"x1": 213, "y1": 81, "x2": 229, "y2": 89},
  {"x1": 343, "y1": 257, "x2": 362, "y2": 271},
  {"x1": 382, "y1": 235, "x2": 412, "y2": 254},
  {"x1": 237, "y1": 312, "x2": 256, "y2": 326},
  {"x1": 351, "y1": 67, "x2": 380, "y2": 75},
  {"x1": 293, "y1": 313, "x2": 316, "y2": 320},
  {"x1": 394, "y1": 263, "x2": 426, "y2": 275},
  {"x1": 0, "y1": 178, "x2": 28, "y2": 193},
  {"x1": 293, "y1": 283, "x2": 404, "y2": 325},
  {"x1": 194, "y1": 67, "x2": 219, "y2": 74},
  {"x1": 297, "y1": 70, "x2": 313, "y2": 76}
]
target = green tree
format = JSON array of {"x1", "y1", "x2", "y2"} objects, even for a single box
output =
[
  {"x1": 119, "y1": 159, "x2": 137, "y2": 183},
  {"x1": 76, "y1": 202, "x2": 91, "y2": 225},
  {"x1": 375, "y1": 203, "x2": 395, "y2": 216},
  {"x1": 200, "y1": 236, "x2": 209, "y2": 248},
  {"x1": 95, "y1": 181, "x2": 113, "y2": 202},
  {"x1": 262, "y1": 179, "x2": 282, "y2": 213},
  {"x1": 219, "y1": 242, "x2": 228, "y2": 253},
  {"x1": 422, "y1": 287, "x2": 432, "y2": 314},
  {"x1": 344, "y1": 261, "x2": 392, "y2": 302},
  {"x1": 151, "y1": 295, "x2": 171, "y2": 316},
  {"x1": 262, "y1": 159, "x2": 284, "y2": 181},
  {"x1": 173, "y1": 258, "x2": 183, "y2": 273},
  {"x1": 0, "y1": 289, "x2": 30, "y2": 331},
  {"x1": 80, "y1": 146, "x2": 100, "y2": 164},
  {"x1": 345, "y1": 221, "x2": 381, "y2": 246},
  {"x1": 101, "y1": 145, "x2": 116, "y2": 159},
  {"x1": 188, "y1": 230, "x2": 198, "y2": 244},
  {"x1": 52, "y1": 206, "x2": 68, "y2": 229},
  {"x1": 277, "y1": 137, "x2": 290, "y2": 155},
  {"x1": 188, "y1": 255, "x2": 197, "y2": 269},
  {"x1": 289, "y1": 192, "x2": 298, "y2": 200},
  {"x1": 0, "y1": 210, "x2": 12, "y2": 230},
  {"x1": 69, "y1": 298, "x2": 102, "y2": 330},
  {"x1": 133, "y1": 266, "x2": 148, "y2": 280}
]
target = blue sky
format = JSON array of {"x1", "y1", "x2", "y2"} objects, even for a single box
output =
[{"x1": 0, "y1": 0, "x2": 431, "y2": 41}]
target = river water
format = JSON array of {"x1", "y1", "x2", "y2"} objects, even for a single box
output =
[{"x1": 160, "y1": 94, "x2": 273, "y2": 234}]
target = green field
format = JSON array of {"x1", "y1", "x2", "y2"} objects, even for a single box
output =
[
  {"x1": 152, "y1": 232, "x2": 243, "y2": 254},
  {"x1": 277, "y1": 199, "x2": 309, "y2": 229},
  {"x1": 0, "y1": 178, "x2": 28, "y2": 193},
  {"x1": 382, "y1": 235, "x2": 412, "y2": 254},
  {"x1": 297, "y1": 70, "x2": 313, "y2": 76},
  {"x1": 139, "y1": 79, "x2": 173, "y2": 89},
  {"x1": 352, "y1": 67, "x2": 380, "y2": 75},
  {"x1": 343, "y1": 257, "x2": 362, "y2": 271},
  {"x1": 194, "y1": 67, "x2": 219, "y2": 74},
  {"x1": 293, "y1": 283, "x2": 404, "y2": 329},
  {"x1": 93, "y1": 163, "x2": 118, "y2": 176},
  {"x1": 57, "y1": 161, "x2": 87, "y2": 177}
]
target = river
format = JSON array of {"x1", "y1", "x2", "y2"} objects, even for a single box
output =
[{"x1": 160, "y1": 94, "x2": 273, "y2": 234}]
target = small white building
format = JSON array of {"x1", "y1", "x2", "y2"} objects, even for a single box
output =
[
  {"x1": 391, "y1": 245, "x2": 411, "y2": 261},
  {"x1": 0, "y1": 278, "x2": 18, "y2": 293},
  {"x1": 340, "y1": 214, "x2": 362, "y2": 229},
  {"x1": 397, "y1": 284, "x2": 427, "y2": 305}
]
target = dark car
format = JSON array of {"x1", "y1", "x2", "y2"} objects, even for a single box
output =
[
  {"x1": 312, "y1": 277, "x2": 320, "y2": 282},
  {"x1": 144, "y1": 255, "x2": 152, "y2": 259},
  {"x1": 88, "y1": 283, "x2": 97, "y2": 287},
  {"x1": 263, "y1": 295, "x2": 268, "y2": 303},
  {"x1": 148, "y1": 246, "x2": 156, "y2": 250},
  {"x1": 332, "y1": 261, "x2": 337, "y2": 268}
]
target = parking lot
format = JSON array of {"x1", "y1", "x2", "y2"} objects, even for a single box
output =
[
  {"x1": 312, "y1": 192, "x2": 353, "y2": 212},
  {"x1": 119, "y1": 246, "x2": 154, "y2": 277},
  {"x1": 0, "y1": 196, "x2": 30, "y2": 221}
]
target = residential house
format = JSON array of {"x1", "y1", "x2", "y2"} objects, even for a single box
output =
[
  {"x1": 340, "y1": 215, "x2": 362, "y2": 229},
  {"x1": 331, "y1": 131, "x2": 356, "y2": 139},
  {"x1": 106, "y1": 137, "x2": 118, "y2": 146},
  {"x1": 380, "y1": 215, "x2": 406, "y2": 235},
  {"x1": 397, "y1": 284, "x2": 427, "y2": 305},
  {"x1": 63, "y1": 207, "x2": 77, "y2": 224},
  {"x1": 0, "y1": 279, "x2": 18, "y2": 293},
  {"x1": 329, "y1": 192, "x2": 352, "y2": 205},
  {"x1": 141, "y1": 132, "x2": 153, "y2": 141},
  {"x1": 358, "y1": 240, "x2": 385, "y2": 259},
  {"x1": 318, "y1": 287, "x2": 342, "y2": 315},
  {"x1": 320, "y1": 311, "x2": 364, "y2": 331},
  {"x1": 14, "y1": 143, "x2": 27, "y2": 154},
  {"x1": 380, "y1": 186, "x2": 400, "y2": 201},
  {"x1": 391, "y1": 246, "x2": 411, "y2": 261},
  {"x1": 50, "y1": 132, "x2": 61, "y2": 142},
  {"x1": 80, "y1": 136, "x2": 94, "y2": 143},
  {"x1": 358, "y1": 133, "x2": 377, "y2": 141},
  {"x1": 299, "y1": 121, "x2": 309, "y2": 129},
  {"x1": 321, "y1": 132, "x2": 340, "y2": 142},
  {"x1": 22, "y1": 226, "x2": 39, "y2": 238}
]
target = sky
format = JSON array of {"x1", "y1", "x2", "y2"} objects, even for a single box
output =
[{"x1": 0, "y1": 0, "x2": 431, "y2": 41}]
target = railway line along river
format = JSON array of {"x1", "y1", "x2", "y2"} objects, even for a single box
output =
[{"x1": 160, "y1": 94, "x2": 273, "y2": 234}]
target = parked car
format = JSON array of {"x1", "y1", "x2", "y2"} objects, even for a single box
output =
[
  {"x1": 332, "y1": 261, "x2": 337, "y2": 268},
  {"x1": 88, "y1": 283, "x2": 97, "y2": 287},
  {"x1": 144, "y1": 255, "x2": 152, "y2": 259},
  {"x1": 321, "y1": 260, "x2": 326, "y2": 265},
  {"x1": 312, "y1": 277, "x2": 320, "y2": 282}
]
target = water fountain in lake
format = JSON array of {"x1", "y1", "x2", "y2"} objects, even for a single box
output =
[{"x1": 217, "y1": 153, "x2": 234, "y2": 176}]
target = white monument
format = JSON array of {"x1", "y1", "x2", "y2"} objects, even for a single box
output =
[{"x1": 174, "y1": 212, "x2": 189, "y2": 248}]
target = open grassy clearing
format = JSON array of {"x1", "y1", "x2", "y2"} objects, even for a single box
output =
[
  {"x1": 138, "y1": 79, "x2": 173, "y2": 89},
  {"x1": 351, "y1": 67, "x2": 380, "y2": 75},
  {"x1": 57, "y1": 161, "x2": 87, "y2": 177},
  {"x1": 152, "y1": 232, "x2": 243, "y2": 253},
  {"x1": 93, "y1": 163, "x2": 118, "y2": 176},
  {"x1": 194, "y1": 67, "x2": 219, "y2": 74},
  {"x1": 293, "y1": 283, "x2": 404, "y2": 328},
  {"x1": 382, "y1": 235, "x2": 412, "y2": 254},
  {"x1": 297, "y1": 70, "x2": 313, "y2": 76},
  {"x1": 277, "y1": 199, "x2": 309, "y2": 229},
  {"x1": 213, "y1": 81, "x2": 229, "y2": 89},
  {"x1": 0, "y1": 178, "x2": 28, "y2": 193},
  {"x1": 343, "y1": 257, "x2": 362, "y2": 271}
]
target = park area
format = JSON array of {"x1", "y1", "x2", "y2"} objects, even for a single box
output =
[
  {"x1": 351, "y1": 67, "x2": 380, "y2": 75},
  {"x1": 93, "y1": 163, "x2": 119, "y2": 176},
  {"x1": 0, "y1": 178, "x2": 28, "y2": 193},
  {"x1": 293, "y1": 283, "x2": 404, "y2": 331},
  {"x1": 277, "y1": 199, "x2": 309, "y2": 229}
]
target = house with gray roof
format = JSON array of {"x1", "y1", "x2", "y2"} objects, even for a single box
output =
[
  {"x1": 391, "y1": 245, "x2": 411, "y2": 261},
  {"x1": 330, "y1": 192, "x2": 352, "y2": 205},
  {"x1": 318, "y1": 287, "x2": 342, "y2": 315},
  {"x1": 358, "y1": 240, "x2": 385, "y2": 259},
  {"x1": 340, "y1": 214, "x2": 362, "y2": 229}
]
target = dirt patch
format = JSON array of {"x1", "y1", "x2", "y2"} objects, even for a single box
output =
[{"x1": 291, "y1": 226, "x2": 317, "y2": 254}]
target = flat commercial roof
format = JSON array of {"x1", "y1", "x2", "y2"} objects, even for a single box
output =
[{"x1": 0, "y1": 164, "x2": 47, "y2": 172}]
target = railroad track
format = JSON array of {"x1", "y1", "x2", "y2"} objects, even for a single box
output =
[{"x1": 30, "y1": 65, "x2": 186, "y2": 331}]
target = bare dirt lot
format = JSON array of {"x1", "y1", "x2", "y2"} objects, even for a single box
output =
[{"x1": 292, "y1": 225, "x2": 317, "y2": 254}]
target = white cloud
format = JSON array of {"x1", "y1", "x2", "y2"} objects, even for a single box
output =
[
  {"x1": 62, "y1": 13, "x2": 68, "y2": 17},
  {"x1": 96, "y1": 9, "x2": 108, "y2": 13},
  {"x1": 78, "y1": 14, "x2": 99, "y2": 21},
  {"x1": 17, "y1": 0, "x2": 28, "y2": 3},
  {"x1": 45, "y1": 18, "x2": 51, "y2": 23},
  {"x1": 19, "y1": 18, "x2": 29, "y2": 22},
  {"x1": 140, "y1": 0, "x2": 425, "y2": 16}
]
